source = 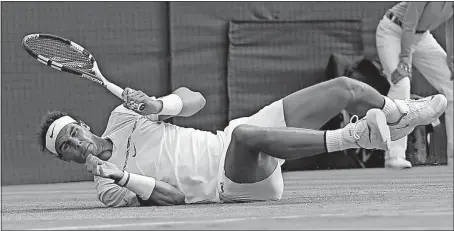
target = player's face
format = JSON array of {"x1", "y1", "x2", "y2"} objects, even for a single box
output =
[{"x1": 54, "y1": 123, "x2": 96, "y2": 164}]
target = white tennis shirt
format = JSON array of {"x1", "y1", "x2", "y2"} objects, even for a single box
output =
[{"x1": 94, "y1": 105, "x2": 225, "y2": 207}]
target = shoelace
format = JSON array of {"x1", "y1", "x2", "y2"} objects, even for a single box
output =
[
  {"x1": 403, "y1": 98, "x2": 430, "y2": 120},
  {"x1": 349, "y1": 115, "x2": 361, "y2": 140}
]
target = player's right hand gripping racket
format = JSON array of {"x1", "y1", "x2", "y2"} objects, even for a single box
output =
[{"x1": 22, "y1": 33, "x2": 145, "y2": 112}]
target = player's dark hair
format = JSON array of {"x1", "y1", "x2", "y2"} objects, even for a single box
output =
[{"x1": 37, "y1": 111, "x2": 78, "y2": 153}]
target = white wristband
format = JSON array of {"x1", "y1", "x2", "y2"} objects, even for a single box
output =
[
  {"x1": 156, "y1": 94, "x2": 183, "y2": 116},
  {"x1": 115, "y1": 171, "x2": 130, "y2": 187},
  {"x1": 145, "y1": 114, "x2": 159, "y2": 121},
  {"x1": 123, "y1": 171, "x2": 156, "y2": 200}
]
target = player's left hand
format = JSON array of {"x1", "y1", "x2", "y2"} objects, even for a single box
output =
[{"x1": 85, "y1": 154, "x2": 123, "y2": 180}]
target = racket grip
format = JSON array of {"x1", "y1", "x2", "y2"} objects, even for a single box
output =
[
  {"x1": 126, "y1": 102, "x2": 145, "y2": 112},
  {"x1": 105, "y1": 82, "x2": 145, "y2": 112},
  {"x1": 105, "y1": 82, "x2": 124, "y2": 99},
  {"x1": 137, "y1": 103, "x2": 146, "y2": 111}
]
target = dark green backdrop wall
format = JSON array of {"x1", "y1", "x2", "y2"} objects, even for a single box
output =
[
  {"x1": 1, "y1": 2, "x2": 170, "y2": 185},
  {"x1": 2, "y1": 2, "x2": 448, "y2": 185}
]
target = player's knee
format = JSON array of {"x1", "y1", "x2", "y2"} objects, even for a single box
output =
[
  {"x1": 231, "y1": 124, "x2": 263, "y2": 149},
  {"x1": 336, "y1": 76, "x2": 361, "y2": 92},
  {"x1": 335, "y1": 77, "x2": 365, "y2": 102}
]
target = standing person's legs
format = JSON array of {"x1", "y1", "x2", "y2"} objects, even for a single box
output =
[
  {"x1": 412, "y1": 32, "x2": 453, "y2": 161},
  {"x1": 376, "y1": 15, "x2": 412, "y2": 168}
]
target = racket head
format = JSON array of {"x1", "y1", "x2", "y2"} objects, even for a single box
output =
[{"x1": 22, "y1": 33, "x2": 105, "y2": 85}]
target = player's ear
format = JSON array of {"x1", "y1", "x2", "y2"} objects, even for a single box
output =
[{"x1": 79, "y1": 121, "x2": 91, "y2": 131}]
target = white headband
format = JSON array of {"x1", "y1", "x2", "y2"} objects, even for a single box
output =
[{"x1": 46, "y1": 116, "x2": 76, "y2": 155}]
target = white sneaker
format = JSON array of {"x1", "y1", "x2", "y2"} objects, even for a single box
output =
[
  {"x1": 343, "y1": 108, "x2": 390, "y2": 151},
  {"x1": 385, "y1": 156, "x2": 412, "y2": 169},
  {"x1": 389, "y1": 94, "x2": 447, "y2": 141}
]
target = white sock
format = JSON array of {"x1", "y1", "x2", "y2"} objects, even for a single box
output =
[
  {"x1": 381, "y1": 96, "x2": 402, "y2": 124},
  {"x1": 325, "y1": 128, "x2": 358, "y2": 152}
]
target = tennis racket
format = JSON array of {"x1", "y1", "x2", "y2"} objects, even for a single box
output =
[{"x1": 22, "y1": 33, "x2": 145, "y2": 112}]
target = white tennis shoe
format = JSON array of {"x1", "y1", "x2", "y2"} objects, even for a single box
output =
[
  {"x1": 385, "y1": 156, "x2": 412, "y2": 169},
  {"x1": 343, "y1": 109, "x2": 390, "y2": 151},
  {"x1": 389, "y1": 94, "x2": 447, "y2": 141}
]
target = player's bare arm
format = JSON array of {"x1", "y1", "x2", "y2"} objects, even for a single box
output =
[
  {"x1": 122, "y1": 87, "x2": 206, "y2": 120},
  {"x1": 159, "y1": 87, "x2": 206, "y2": 120},
  {"x1": 86, "y1": 154, "x2": 186, "y2": 206}
]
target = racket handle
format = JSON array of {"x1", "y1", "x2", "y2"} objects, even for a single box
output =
[
  {"x1": 105, "y1": 82, "x2": 123, "y2": 98},
  {"x1": 105, "y1": 82, "x2": 145, "y2": 112}
]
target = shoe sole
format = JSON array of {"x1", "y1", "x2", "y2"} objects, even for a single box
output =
[
  {"x1": 366, "y1": 109, "x2": 391, "y2": 151},
  {"x1": 392, "y1": 94, "x2": 448, "y2": 141},
  {"x1": 384, "y1": 163, "x2": 412, "y2": 169}
]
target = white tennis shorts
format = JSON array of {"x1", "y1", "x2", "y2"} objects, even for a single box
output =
[{"x1": 217, "y1": 99, "x2": 287, "y2": 203}]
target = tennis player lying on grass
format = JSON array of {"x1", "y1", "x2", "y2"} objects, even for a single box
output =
[{"x1": 38, "y1": 77, "x2": 447, "y2": 207}]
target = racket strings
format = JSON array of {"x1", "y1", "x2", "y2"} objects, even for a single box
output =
[{"x1": 25, "y1": 38, "x2": 94, "y2": 71}]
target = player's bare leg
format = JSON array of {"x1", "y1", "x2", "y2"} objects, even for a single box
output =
[
  {"x1": 224, "y1": 77, "x2": 447, "y2": 184},
  {"x1": 225, "y1": 77, "x2": 390, "y2": 183},
  {"x1": 224, "y1": 108, "x2": 389, "y2": 183}
]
